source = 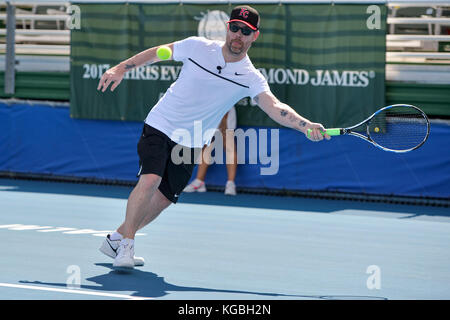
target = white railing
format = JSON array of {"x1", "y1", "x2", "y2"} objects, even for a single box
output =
[
  {"x1": 387, "y1": 17, "x2": 450, "y2": 24},
  {"x1": 0, "y1": 44, "x2": 69, "y2": 55},
  {"x1": 387, "y1": 52, "x2": 450, "y2": 59},
  {"x1": 385, "y1": 1, "x2": 450, "y2": 63},
  {"x1": 0, "y1": 1, "x2": 70, "y2": 57},
  {"x1": 0, "y1": 13, "x2": 68, "y2": 21},
  {"x1": 0, "y1": 29, "x2": 69, "y2": 36},
  {"x1": 387, "y1": 35, "x2": 450, "y2": 41},
  {"x1": 386, "y1": 64, "x2": 450, "y2": 83}
]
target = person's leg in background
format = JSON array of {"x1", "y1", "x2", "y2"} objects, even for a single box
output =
[
  {"x1": 223, "y1": 107, "x2": 237, "y2": 195},
  {"x1": 183, "y1": 107, "x2": 238, "y2": 195},
  {"x1": 183, "y1": 145, "x2": 209, "y2": 192}
]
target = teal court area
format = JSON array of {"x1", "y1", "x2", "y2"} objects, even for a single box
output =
[{"x1": 0, "y1": 178, "x2": 449, "y2": 300}]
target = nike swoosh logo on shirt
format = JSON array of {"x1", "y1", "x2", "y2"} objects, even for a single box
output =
[{"x1": 235, "y1": 72, "x2": 244, "y2": 76}]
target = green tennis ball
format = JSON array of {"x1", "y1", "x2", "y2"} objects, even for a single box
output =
[{"x1": 157, "y1": 46, "x2": 172, "y2": 60}]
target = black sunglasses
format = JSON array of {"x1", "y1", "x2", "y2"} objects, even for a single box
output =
[{"x1": 229, "y1": 23, "x2": 254, "y2": 36}]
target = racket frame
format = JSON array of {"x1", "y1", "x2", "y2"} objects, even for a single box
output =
[{"x1": 315, "y1": 104, "x2": 430, "y2": 153}]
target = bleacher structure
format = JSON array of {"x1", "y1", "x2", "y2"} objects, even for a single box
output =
[
  {"x1": 0, "y1": 2, "x2": 69, "y2": 55},
  {"x1": 0, "y1": 0, "x2": 450, "y2": 115}
]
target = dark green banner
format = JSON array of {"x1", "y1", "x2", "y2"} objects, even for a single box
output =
[{"x1": 70, "y1": 3, "x2": 386, "y2": 128}]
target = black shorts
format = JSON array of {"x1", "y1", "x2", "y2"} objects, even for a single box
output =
[{"x1": 137, "y1": 124, "x2": 200, "y2": 203}]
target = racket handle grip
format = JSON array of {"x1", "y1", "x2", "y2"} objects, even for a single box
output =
[{"x1": 307, "y1": 128, "x2": 341, "y2": 138}]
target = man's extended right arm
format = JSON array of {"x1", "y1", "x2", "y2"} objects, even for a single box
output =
[
  {"x1": 97, "y1": 43, "x2": 174, "y2": 92},
  {"x1": 254, "y1": 90, "x2": 330, "y2": 142}
]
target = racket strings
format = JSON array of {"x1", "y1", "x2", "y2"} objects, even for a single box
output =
[{"x1": 368, "y1": 106, "x2": 429, "y2": 151}]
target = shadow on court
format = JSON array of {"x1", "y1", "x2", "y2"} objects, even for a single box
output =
[{"x1": 19, "y1": 263, "x2": 387, "y2": 300}]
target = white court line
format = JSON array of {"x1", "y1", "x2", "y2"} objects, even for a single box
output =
[
  {"x1": 0, "y1": 224, "x2": 146, "y2": 237},
  {"x1": 0, "y1": 282, "x2": 153, "y2": 300}
]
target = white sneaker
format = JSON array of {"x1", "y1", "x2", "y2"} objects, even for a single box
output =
[
  {"x1": 224, "y1": 181, "x2": 237, "y2": 196},
  {"x1": 100, "y1": 235, "x2": 144, "y2": 266},
  {"x1": 183, "y1": 179, "x2": 207, "y2": 193},
  {"x1": 113, "y1": 239, "x2": 135, "y2": 269}
]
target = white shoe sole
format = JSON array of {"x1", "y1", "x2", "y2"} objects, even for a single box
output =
[
  {"x1": 184, "y1": 188, "x2": 207, "y2": 193},
  {"x1": 99, "y1": 238, "x2": 145, "y2": 267},
  {"x1": 113, "y1": 259, "x2": 135, "y2": 269}
]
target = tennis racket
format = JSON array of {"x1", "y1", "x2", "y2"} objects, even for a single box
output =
[{"x1": 307, "y1": 104, "x2": 430, "y2": 153}]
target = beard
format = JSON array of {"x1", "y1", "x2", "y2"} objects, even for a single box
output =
[{"x1": 227, "y1": 39, "x2": 245, "y2": 55}]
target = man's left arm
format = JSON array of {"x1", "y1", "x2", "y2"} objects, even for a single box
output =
[{"x1": 254, "y1": 91, "x2": 330, "y2": 142}]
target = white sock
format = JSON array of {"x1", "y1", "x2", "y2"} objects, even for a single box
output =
[
  {"x1": 193, "y1": 179, "x2": 204, "y2": 185},
  {"x1": 110, "y1": 231, "x2": 123, "y2": 241},
  {"x1": 120, "y1": 238, "x2": 134, "y2": 246}
]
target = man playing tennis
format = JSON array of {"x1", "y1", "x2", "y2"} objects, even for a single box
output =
[{"x1": 97, "y1": 5, "x2": 330, "y2": 268}]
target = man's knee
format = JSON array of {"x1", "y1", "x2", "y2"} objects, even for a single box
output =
[{"x1": 137, "y1": 173, "x2": 162, "y2": 192}]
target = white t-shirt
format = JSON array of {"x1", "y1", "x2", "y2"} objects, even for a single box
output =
[{"x1": 145, "y1": 36, "x2": 269, "y2": 148}]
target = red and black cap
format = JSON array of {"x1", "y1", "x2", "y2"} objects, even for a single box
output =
[{"x1": 227, "y1": 5, "x2": 260, "y2": 31}]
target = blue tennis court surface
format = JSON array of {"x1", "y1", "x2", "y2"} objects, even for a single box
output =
[{"x1": 0, "y1": 178, "x2": 449, "y2": 300}]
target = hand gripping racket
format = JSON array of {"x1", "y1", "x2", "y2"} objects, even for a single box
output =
[{"x1": 307, "y1": 104, "x2": 430, "y2": 153}]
